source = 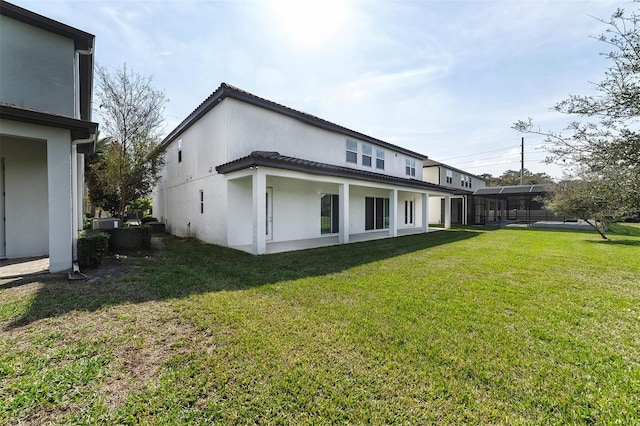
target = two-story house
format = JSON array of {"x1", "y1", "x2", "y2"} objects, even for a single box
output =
[
  {"x1": 422, "y1": 159, "x2": 486, "y2": 225},
  {"x1": 153, "y1": 83, "x2": 455, "y2": 254},
  {"x1": 0, "y1": 1, "x2": 97, "y2": 272}
]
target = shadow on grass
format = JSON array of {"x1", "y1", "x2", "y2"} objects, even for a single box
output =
[{"x1": 5, "y1": 229, "x2": 482, "y2": 329}]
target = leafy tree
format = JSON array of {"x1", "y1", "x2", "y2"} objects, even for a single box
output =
[
  {"x1": 514, "y1": 4, "x2": 640, "y2": 235},
  {"x1": 85, "y1": 135, "x2": 119, "y2": 216},
  {"x1": 481, "y1": 169, "x2": 555, "y2": 187},
  {"x1": 93, "y1": 64, "x2": 167, "y2": 220}
]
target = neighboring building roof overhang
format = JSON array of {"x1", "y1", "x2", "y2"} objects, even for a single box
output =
[
  {"x1": 161, "y1": 83, "x2": 429, "y2": 161},
  {"x1": 216, "y1": 151, "x2": 455, "y2": 193},
  {"x1": 1, "y1": 1, "x2": 95, "y2": 122},
  {"x1": 0, "y1": 102, "x2": 98, "y2": 153},
  {"x1": 423, "y1": 158, "x2": 487, "y2": 182},
  {"x1": 0, "y1": 1, "x2": 94, "y2": 50},
  {"x1": 473, "y1": 184, "x2": 551, "y2": 198}
]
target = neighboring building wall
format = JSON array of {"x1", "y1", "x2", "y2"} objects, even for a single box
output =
[{"x1": 0, "y1": 14, "x2": 75, "y2": 117}]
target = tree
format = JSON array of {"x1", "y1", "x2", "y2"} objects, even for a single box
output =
[
  {"x1": 514, "y1": 4, "x2": 640, "y2": 237},
  {"x1": 93, "y1": 64, "x2": 167, "y2": 220},
  {"x1": 481, "y1": 169, "x2": 555, "y2": 187},
  {"x1": 85, "y1": 135, "x2": 119, "y2": 216}
]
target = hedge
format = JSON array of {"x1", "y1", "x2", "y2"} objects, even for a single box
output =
[{"x1": 77, "y1": 230, "x2": 110, "y2": 268}]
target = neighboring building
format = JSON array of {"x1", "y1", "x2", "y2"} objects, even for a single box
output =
[
  {"x1": 422, "y1": 159, "x2": 486, "y2": 225},
  {"x1": 153, "y1": 83, "x2": 455, "y2": 255},
  {"x1": 0, "y1": 1, "x2": 97, "y2": 272}
]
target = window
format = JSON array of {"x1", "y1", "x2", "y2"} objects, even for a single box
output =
[
  {"x1": 365, "y1": 197, "x2": 389, "y2": 230},
  {"x1": 469, "y1": 178, "x2": 473, "y2": 189},
  {"x1": 445, "y1": 169, "x2": 453, "y2": 184},
  {"x1": 404, "y1": 200, "x2": 414, "y2": 224},
  {"x1": 320, "y1": 194, "x2": 339, "y2": 234},
  {"x1": 461, "y1": 175, "x2": 469, "y2": 188},
  {"x1": 405, "y1": 159, "x2": 416, "y2": 177},
  {"x1": 362, "y1": 144, "x2": 372, "y2": 167},
  {"x1": 346, "y1": 140, "x2": 357, "y2": 163},
  {"x1": 199, "y1": 190, "x2": 204, "y2": 214},
  {"x1": 376, "y1": 149, "x2": 385, "y2": 170},
  {"x1": 178, "y1": 139, "x2": 183, "y2": 163}
]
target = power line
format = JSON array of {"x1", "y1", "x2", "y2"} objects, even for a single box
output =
[
  {"x1": 446, "y1": 151, "x2": 547, "y2": 167},
  {"x1": 437, "y1": 145, "x2": 519, "y2": 162}
]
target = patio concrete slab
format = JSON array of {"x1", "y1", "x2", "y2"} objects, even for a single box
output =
[{"x1": 0, "y1": 256, "x2": 49, "y2": 279}]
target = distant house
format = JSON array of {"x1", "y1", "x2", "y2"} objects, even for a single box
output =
[
  {"x1": 0, "y1": 1, "x2": 97, "y2": 272},
  {"x1": 153, "y1": 83, "x2": 456, "y2": 254},
  {"x1": 422, "y1": 159, "x2": 486, "y2": 225}
]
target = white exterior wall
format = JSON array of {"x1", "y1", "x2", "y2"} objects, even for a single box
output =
[
  {"x1": 154, "y1": 97, "x2": 453, "y2": 252},
  {"x1": 153, "y1": 102, "x2": 229, "y2": 245},
  {"x1": 0, "y1": 135, "x2": 48, "y2": 257},
  {"x1": 225, "y1": 99, "x2": 423, "y2": 179},
  {"x1": 0, "y1": 15, "x2": 75, "y2": 117},
  {"x1": 0, "y1": 120, "x2": 73, "y2": 272}
]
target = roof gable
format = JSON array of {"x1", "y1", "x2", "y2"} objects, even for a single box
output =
[{"x1": 161, "y1": 83, "x2": 429, "y2": 160}]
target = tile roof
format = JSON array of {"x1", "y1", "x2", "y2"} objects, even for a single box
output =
[
  {"x1": 161, "y1": 83, "x2": 429, "y2": 160},
  {"x1": 216, "y1": 151, "x2": 454, "y2": 193}
]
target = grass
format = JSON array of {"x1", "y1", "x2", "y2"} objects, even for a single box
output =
[{"x1": 1, "y1": 225, "x2": 639, "y2": 424}]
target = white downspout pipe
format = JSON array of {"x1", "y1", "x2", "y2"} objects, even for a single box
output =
[{"x1": 74, "y1": 47, "x2": 93, "y2": 119}]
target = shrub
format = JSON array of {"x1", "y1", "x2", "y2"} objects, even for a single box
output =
[
  {"x1": 77, "y1": 231, "x2": 110, "y2": 268},
  {"x1": 141, "y1": 216, "x2": 158, "y2": 224}
]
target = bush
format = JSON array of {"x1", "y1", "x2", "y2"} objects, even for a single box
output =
[
  {"x1": 77, "y1": 231, "x2": 110, "y2": 268},
  {"x1": 141, "y1": 216, "x2": 158, "y2": 224}
]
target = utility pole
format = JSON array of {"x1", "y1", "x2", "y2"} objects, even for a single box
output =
[{"x1": 520, "y1": 137, "x2": 524, "y2": 186}]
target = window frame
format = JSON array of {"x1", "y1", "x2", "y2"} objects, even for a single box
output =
[
  {"x1": 376, "y1": 149, "x2": 385, "y2": 170},
  {"x1": 362, "y1": 144, "x2": 372, "y2": 167},
  {"x1": 405, "y1": 158, "x2": 416, "y2": 177},
  {"x1": 346, "y1": 140, "x2": 358, "y2": 164}
]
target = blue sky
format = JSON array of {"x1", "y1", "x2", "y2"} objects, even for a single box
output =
[{"x1": 12, "y1": 0, "x2": 625, "y2": 178}]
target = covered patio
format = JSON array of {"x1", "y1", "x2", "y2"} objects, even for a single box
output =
[{"x1": 217, "y1": 151, "x2": 454, "y2": 255}]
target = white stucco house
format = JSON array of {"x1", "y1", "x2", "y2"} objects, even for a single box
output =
[
  {"x1": 422, "y1": 159, "x2": 487, "y2": 225},
  {"x1": 153, "y1": 83, "x2": 456, "y2": 255},
  {"x1": 0, "y1": 1, "x2": 97, "y2": 272}
]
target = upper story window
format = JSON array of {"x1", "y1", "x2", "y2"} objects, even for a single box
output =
[
  {"x1": 405, "y1": 159, "x2": 416, "y2": 177},
  {"x1": 469, "y1": 178, "x2": 473, "y2": 188},
  {"x1": 362, "y1": 144, "x2": 372, "y2": 167},
  {"x1": 376, "y1": 149, "x2": 385, "y2": 170},
  {"x1": 346, "y1": 140, "x2": 357, "y2": 163},
  {"x1": 461, "y1": 175, "x2": 470, "y2": 188},
  {"x1": 445, "y1": 169, "x2": 453, "y2": 184},
  {"x1": 177, "y1": 139, "x2": 183, "y2": 163}
]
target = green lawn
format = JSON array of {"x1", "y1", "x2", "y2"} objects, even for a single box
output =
[{"x1": 1, "y1": 225, "x2": 639, "y2": 424}]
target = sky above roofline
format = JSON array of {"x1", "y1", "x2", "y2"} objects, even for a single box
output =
[{"x1": 10, "y1": 0, "x2": 625, "y2": 178}]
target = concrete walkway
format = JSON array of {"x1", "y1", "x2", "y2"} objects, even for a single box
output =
[{"x1": 0, "y1": 256, "x2": 50, "y2": 279}]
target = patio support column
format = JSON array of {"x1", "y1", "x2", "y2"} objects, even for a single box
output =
[
  {"x1": 389, "y1": 188, "x2": 398, "y2": 237},
  {"x1": 339, "y1": 183, "x2": 349, "y2": 244},
  {"x1": 444, "y1": 195, "x2": 452, "y2": 229},
  {"x1": 48, "y1": 132, "x2": 73, "y2": 272},
  {"x1": 462, "y1": 196, "x2": 467, "y2": 225},
  {"x1": 252, "y1": 167, "x2": 266, "y2": 255},
  {"x1": 422, "y1": 193, "x2": 429, "y2": 232}
]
